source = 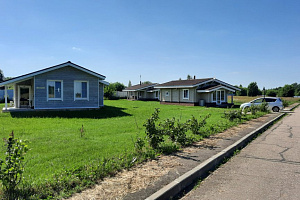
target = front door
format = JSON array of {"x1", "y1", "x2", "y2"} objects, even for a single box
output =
[
  {"x1": 19, "y1": 86, "x2": 31, "y2": 108},
  {"x1": 212, "y1": 90, "x2": 226, "y2": 105}
]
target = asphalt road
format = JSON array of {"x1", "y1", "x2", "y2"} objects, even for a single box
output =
[{"x1": 182, "y1": 106, "x2": 300, "y2": 200}]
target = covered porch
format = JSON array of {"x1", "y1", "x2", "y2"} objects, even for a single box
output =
[
  {"x1": 1, "y1": 78, "x2": 34, "y2": 112},
  {"x1": 196, "y1": 85, "x2": 236, "y2": 107}
]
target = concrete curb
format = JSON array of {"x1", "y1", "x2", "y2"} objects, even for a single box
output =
[{"x1": 145, "y1": 112, "x2": 286, "y2": 200}]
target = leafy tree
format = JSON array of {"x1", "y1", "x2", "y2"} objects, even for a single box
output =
[
  {"x1": 235, "y1": 85, "x2": 247, "y2": 96},
  {"x1": 104, "y1": 85, "x2": 115, "y2": 99},
  {"x1": 279, "y1": 84, "x2": 295, "y2": 97},
  {"x1": 113, "y1": 82, "x2": 125, "y2": 91},
  {"x1": 142, "y1": 81, "x2": 152, "y2": 84},
  {"x1": 187, "y1": 74, "x2": 192, "y2": 80},
  {"x1": 128, "y1": 80, "x2": 132, "y2": 87},
  {"x1": 292, "y1": 83, "x2": 300, "y2": 96},
  {"x1": 0, "y1": 69, "x2": 4, "y2": 82},
  {"x1": 266, "y1": 89, "x2": 277, "y2": 97},
  {"x1": 247, "y1": 82, "x2": 259, "y2": 96}
]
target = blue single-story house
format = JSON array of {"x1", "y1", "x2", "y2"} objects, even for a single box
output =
[{"x1": 0, "y1": 61, "x2": 109, "y2": 111}]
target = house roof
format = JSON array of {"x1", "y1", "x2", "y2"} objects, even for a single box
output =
[
  {"x1": 154, "y1": 78, "x2": 213, "y2": 88},
  {"x1": 197, "y1": 84, "x2": 236, "y2": 92},
  {"x1": 0, "y1": 61, "x2": 106, "y2": 86},
  {"x1": 155, "y1": 78, "x2": 241, "y2": 91},
  {"x1": 123, "y1": 83, "x2": 158, "y2": 91}
]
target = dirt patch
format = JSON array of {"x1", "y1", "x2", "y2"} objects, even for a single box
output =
[
  {"x1": 68, "y1": 114, "x2": 277, "y2": 200},
  {"x1": 69, "y1": 155, "x2": 181, "y2": 200}
]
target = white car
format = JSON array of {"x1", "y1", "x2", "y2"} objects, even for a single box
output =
[{"x1": 240, "y1": 97, "x2": 283, "y2": 112}]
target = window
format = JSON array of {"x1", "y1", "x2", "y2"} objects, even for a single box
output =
[
  {"x1": 213, "y1": 91, "x2": 217, "y2": 101},
  {"x1": 265, "y1": 98, "x2": 276, "y2": 102},
  {"x1": 253, "y1": 98, "x2": 263, "y2": 103},
  {"x1": 48, "y1": 80, "x2": 63, "y2": 100},
  {"x1": 220, "y1": 91, "x2": 225, "y2": 101},
  {"x1": 165, "y1": 91, "x2": 169, "y2": 96},
  {"x1": 212, "y1": 90, "x2": 226, "y2": 103},
  {"x1": 74, "y1": 81, "x2": 89, "y2": 100},
  {"x1": 183, "y1": 89, "x2": 189, "y2": 99}
]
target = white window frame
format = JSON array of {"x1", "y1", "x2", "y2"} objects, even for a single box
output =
[
  {"x1": 183, "y1": 89, "x2": 189, "y2": 99},
  {"x1": 47, "y1": 80, "x2": 63, "y2": 101},
  {"x1": 211, "y1": 90, "x2": 226, "y2": 104},
  {"x1": 74, "y1": 80, "x2": 89, "y2": 101}
]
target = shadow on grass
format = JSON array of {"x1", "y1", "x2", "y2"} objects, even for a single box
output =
[{"x1": 10, "y1": 105, "x2": 131, "y2": 119}]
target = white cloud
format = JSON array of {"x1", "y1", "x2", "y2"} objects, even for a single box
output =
[{"x1": 72, "y1": 47, "x2": 82, "y2": 51}]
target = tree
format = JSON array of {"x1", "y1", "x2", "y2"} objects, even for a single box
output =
[
  {"x1": 266, "y1": 89, "x2": 277, "y2": 97},
  {"x1": 0, "y1": 69, "x2": 4, "y2": 82},
  {"x1": 104, "y1": 85, "x2": 115, "y2": 99},
  {"x1": 187, "y1": 75, "x2": 192, "y2": 80},
  {"x1": 292, "y1": 83, "x2": 300, "y2": 96},
  {"x1": 235, "y1": 85, "x2": 247, "y2": 96},
  {"x1": 128, "y1": 80, "x2": 132, "y2": 87},
  {"x1": 113, "y1": 82, "x2": 125, "y2": 91},
  {"x1": 247, "y1": 82, "x2": 259, "y2": 96},
  {"x1": 279, "y1": 84, "x2": 295, "y2": 97},
  {"x1": 142, "y1": 81, "x2": 152, "y2": 84}
]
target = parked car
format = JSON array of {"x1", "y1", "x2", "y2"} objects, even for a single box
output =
[{"x1": 240, "y1": 97, "x2": 283, "y2": 112}]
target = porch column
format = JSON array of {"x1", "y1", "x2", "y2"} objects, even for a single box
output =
[
  {"x1": 4, "y1": 85, "x2": 8, "y2": 110},
  {"x1": 13, "y1": 84, "x2": 17, "y2": 108}
]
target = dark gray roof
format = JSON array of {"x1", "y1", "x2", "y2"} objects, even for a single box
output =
[
  {"x1": 0, "y1": 61, "x2": 106, "y2": 86},
  {"x1": 155, "y1": 78, "x2": 213, "y2": 87},
  {"x1": 123, "y1": 83, "x2": 158, "y2": 91}
]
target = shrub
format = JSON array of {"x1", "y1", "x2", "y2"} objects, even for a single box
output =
[
  {"x1": 223, "y1": 109, "x2": 243, "y2": 121},
  {"x1": 188, "y1": 114, "x2": 211, "y2": 135},
  {"x1": 0, "y1": 132, "x2": 29, "y2": 200},
  {"x1": 143, "y1": 108, "x2": 164, "y2": 150},
  {"x1": 282, "y1": 99, "x2": 289, "y2": 108},
  {"x1": 160, "y1": 118, "x2": 190, "y2": 146}
]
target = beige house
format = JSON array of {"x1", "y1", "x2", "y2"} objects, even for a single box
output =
[
  {"x1": 123, "y1": 83, "x2": 159, "y2": 100},
  {"x1": 154, "y1": 78, "x2": 240, "y2": 106}
]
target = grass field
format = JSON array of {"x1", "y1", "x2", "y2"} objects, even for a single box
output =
[
  {"x1": 0, "y1": 98, "x2": 286, "y2": 198},
  {"x1": 0, "y1": 100, "x2": 236, "y2": 180}
]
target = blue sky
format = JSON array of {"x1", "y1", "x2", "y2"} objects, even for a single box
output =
[{"x1": 0, "y1": 0, "x2": 299, "y2": 89}]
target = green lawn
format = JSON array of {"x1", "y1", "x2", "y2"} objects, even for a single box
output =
[{"x1": 0, "y1": 99, "x2": 264, "y2": 198}]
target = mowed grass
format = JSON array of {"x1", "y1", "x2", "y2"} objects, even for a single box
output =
[{"x1": 0, "y1": 100, "x2": 236, "y2": 185}]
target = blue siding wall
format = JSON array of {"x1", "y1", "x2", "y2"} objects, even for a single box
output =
[
  {"x1": 0, "y1": 90, "x2": 14, "y2": 101},
  {"x1": 34, "y1": 66, "x2": 101, "y2": 109}
]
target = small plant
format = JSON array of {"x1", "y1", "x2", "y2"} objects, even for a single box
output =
[
  {"x1": 257, "y1": 102, "x2": 269, "y2": 113},
  {"x1": 143, "y1": 108, "x2": 164, "y2": 150},
  {"x1": 0, "y1": 131, "x2": 29, "y2": 200},
  {"x1": 133, "y1": 136, "x2": 146, "y2": 153},
  {"x1": 223, "y1": 109, "x2": 243, "y2": 121},
  {"x1": 249, "y1": 104, "x2": 258, "y2": 115},
  {"x1": 160, "y1": 118, "x2": 189, "y2": 146},
  {"x1": 80, "y1": 124, "x2": 85, "y2": 137},
  {"x1": 188, "y1": 114, "x2": 211, "y2": 135},
  {"x1": 282, "y1": 99, "x2": 289, "y2": 108}
]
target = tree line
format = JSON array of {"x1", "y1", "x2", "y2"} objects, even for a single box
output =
[{"x1": 236, "y1": 82, "x2": 300, "y2": 97}]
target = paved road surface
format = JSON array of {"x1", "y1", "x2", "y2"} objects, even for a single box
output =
[{"x1": 182, "y1": 107, "x2": 300, "y2": 200}]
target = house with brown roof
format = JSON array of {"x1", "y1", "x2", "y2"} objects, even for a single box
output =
[
  {"x1": 123, "y1": 83, "x2": 159, "y2": 100},
  {"x1": 154, "y1": 78, "x2": 240, "y2": 106}
]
